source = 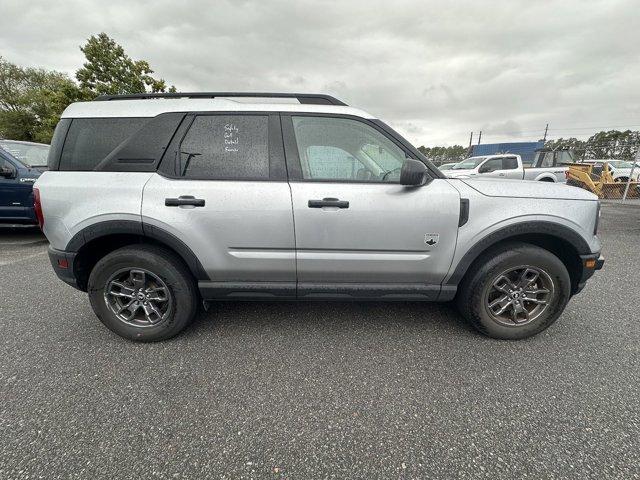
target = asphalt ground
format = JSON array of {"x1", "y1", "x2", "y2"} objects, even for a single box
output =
[{"x1": 0, "y1": 206, "x2": 638, "y2": 479}]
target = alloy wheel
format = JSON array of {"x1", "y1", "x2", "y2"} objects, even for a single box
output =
[
  {"x1": 483, "y1": 265, "x2": 554, "y2": 327},
  {"x1": 104, "y1": 268, "x2": 173, "y2": 327}
]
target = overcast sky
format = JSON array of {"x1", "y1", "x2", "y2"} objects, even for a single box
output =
[{"x1": 1, "y1": 0, "x2": 639, "y2": 146}]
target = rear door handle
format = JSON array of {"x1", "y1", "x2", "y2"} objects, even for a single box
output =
[
  {"x1": 308, "y1": 198, "x2": 349, "y2": 209},
  {"x1": 165, "y1": 195, "x2": 205, "y2": 207}
]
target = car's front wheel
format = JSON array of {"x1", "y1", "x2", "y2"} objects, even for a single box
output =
[
  {"x1": 456, "y1": 242, "x2": 571, "y2": 339},
  {"x1": 88, "y1": 245, "x2": 199, "y2": 341}
]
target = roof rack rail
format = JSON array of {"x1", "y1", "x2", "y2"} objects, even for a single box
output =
[{"x1": 94, "y1": 92, "x2": 348, "y2": 106}]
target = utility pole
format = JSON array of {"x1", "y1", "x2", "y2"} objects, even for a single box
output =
[
  {"x1": 543, "y1": 123, "x2": 549, "y2": 141},
  {"x1": 477, "y1": 131, "x2": 482, "y2": 145}
]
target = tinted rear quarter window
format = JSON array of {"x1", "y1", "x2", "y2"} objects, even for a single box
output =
[
  {"x1": 59, "y1": 117, "x2": 147, "y2": 171},
  {"x1": 47, "y1": 119, "x2": 71, "y2": 170},
  {"x1": 180, "y1": 115, "x2": 269, "y2": 179}
]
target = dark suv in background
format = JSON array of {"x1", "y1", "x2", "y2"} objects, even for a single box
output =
[{"x1": 0, "y1": 140, "x2": 49, "y2": 225}]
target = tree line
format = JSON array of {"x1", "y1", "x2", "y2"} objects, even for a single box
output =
[
  {"x1": 0, "y1": 33, "x2": 174, "y2": 143},
  {"x1": 417, "y1": 145, "x2": 468, "y2": 165},
  {"x1": 544, "y1": 131, "x2": 640, "y2": 162},
  {"x1": 418, "y1": 130, "x2": 640, "y2": 165}
]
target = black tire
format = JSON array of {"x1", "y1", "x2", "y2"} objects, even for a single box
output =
[
  {"x1": 456, "y1": 242, "x2": 571, "y2": 340},
  {"x1": 88, "y1": 245, "x2": 199, "y2": 342}
]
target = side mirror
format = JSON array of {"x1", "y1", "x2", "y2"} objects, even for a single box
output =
[
  {"x1": 0, "y1": 165, "x2": 15, "y2": 178},
  {"x1": 400, "y1": 159, "x2": 429, "y2": 186},
  {"x1": 478, "y1": 165, "x2": 493, "y2": 174}
]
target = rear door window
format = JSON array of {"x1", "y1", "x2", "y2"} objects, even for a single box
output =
[
  {"x1": 502, "y1": 156, "x2": 519, "y2": 169},
  {"x1": 480, "y1": 158, "x2": 503, "y2": 172},
  {"x1": 539, "y1": 153, "x2": 554, "y2": 168},
  {"x1": 179, "y1": 115, "x2": 269, "y2": 180},
  {"x1": 59, "y1": 118, "x2": 147, "y2": 171}
]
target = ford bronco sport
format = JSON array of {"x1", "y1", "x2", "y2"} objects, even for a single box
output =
[{"x1": 35, "y1": 92, "x2": 604, "y2": 341}]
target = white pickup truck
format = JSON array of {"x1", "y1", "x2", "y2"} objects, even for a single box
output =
[
  {"x1": 581, "y1": 159, "x2": 640, "y2": 182},
  {"x1": 446, "y1": 151, "x2": 568, "y2": 182}
]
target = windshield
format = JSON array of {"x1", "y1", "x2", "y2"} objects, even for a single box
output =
[
  {"x1": 0, "y1": 141, "x2": 50, "y2": 167},
  {"x1": 452, "y1": 156, "x2": 486, "y2": 169}
]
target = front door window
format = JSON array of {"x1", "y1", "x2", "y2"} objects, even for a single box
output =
[{"x1": 291, "y1": 116, "x2": 408, "y2": 183}]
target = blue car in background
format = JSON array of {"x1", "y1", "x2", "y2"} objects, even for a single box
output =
[{"x1": 0, "y1": 140, "x2": 49, "y2": 225}]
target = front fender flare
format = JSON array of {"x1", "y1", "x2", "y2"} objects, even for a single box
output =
[{"x1": 445, "y1": 220, "x2": 591, "y2": 286}]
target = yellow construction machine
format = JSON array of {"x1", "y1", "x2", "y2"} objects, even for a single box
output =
[{"x1": 566, "y1": 161, "x2": 640, "y2": 199}]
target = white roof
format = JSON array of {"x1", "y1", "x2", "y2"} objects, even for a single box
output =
[{"x1": 61, "y1": 98, "x2": 376, "y2": 119}]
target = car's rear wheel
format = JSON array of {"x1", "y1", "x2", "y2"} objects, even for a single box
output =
[
  {"x1": 88, "y1": 245, "x2": 198, "y2": 341},
  {"x1": 456, "y1": 242, "x2": 571, "y2": 339}
]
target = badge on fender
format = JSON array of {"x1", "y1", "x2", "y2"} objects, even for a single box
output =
[{"x1": 424, "y1": 233, "x2": 439, "y2": 246}]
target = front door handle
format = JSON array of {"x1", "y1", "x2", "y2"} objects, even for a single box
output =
[
  {"x1": 165, "y1": 195, "x2": 205, "y2": 207},
  {"x1": 308, "y1": 198, "x2": 349, "y2": 209}
]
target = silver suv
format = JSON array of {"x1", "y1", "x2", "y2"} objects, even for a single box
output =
[{"x1": 35, "y1": 92, "x2": 604, "y2": 341}]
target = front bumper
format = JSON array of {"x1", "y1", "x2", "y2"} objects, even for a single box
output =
[
  {"x1": 574, "y1": 252, "x2": 604, "y2": 294},
  {"x1": 48, "y1": 247, "x2": 81, "y2": 290}
]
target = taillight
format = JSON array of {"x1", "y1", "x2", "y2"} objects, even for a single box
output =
[{"x1": 33, "y1": 187, "x2": 44, "y2": 229}]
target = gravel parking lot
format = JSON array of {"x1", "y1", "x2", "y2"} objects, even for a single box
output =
[{"x1": 1, "y1": 205, "x2": 638, "y2": 479}]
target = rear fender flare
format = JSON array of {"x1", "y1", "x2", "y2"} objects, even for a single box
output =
[{"x1": 66, "y1": 219, "x2": 209, "y2": 281}]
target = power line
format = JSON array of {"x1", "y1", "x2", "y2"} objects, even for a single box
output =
[
  {"x1": 476, "y1": 123, "x2": 640, "y2": 137},
  {"x1": 552, "y1": 142, "x2": 640, "y2": 148},
  {"x1": 548, "y1": 124, "x2": 640, "y2": 131}
]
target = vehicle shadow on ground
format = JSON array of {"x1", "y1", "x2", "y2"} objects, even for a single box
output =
[
  {"x1": 185, "y1": 300, "x2": 475, "y2": 338},
  {"x1": 0, "y1": 225, "x2": 47, "y2": 243}
]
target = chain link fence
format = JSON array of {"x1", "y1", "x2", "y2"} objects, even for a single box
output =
[{"x1": 565, "y1": 149, "x2": 640, "y2": 201}]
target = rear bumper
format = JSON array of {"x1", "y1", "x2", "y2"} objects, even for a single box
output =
[
  {"x1": 574, "y1": 252, "x2": 604, "y2": 294},
  {"x1": 47, "y1": 247, "x2": 81, "y2": 290}
]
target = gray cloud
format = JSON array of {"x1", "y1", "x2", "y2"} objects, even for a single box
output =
[{"x1": 1, "y1": 0, "x2": 638, "y2": 146}]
